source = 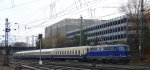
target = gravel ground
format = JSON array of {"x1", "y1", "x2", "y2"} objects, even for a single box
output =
[
  {"x1": 0, "y1": 61, "x2": 15, "y2": 70},
  {"x1": 0, "y1": 65, "x2": 15, "y2": 70}
]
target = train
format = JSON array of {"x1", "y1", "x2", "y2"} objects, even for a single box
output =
[{"x1": 13, "y1": 44, "x2": 130, "y2": 64}]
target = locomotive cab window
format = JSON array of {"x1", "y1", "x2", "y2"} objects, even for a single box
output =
[
  {"x1": 90, "y1": 48, "x2": 98, "y2": 51},
  {"x1": 98, "y1": 48, "x2": 102, "y2": 50},
  {"x1": 118, "y1": 46, "x2": 125, "y2": 51},
  {"x1": 103, "y1": 47, "x2": 113, "y2": 51},
  {"x1": 124, "y1": 46, "x2": 129, "y2": 51}
]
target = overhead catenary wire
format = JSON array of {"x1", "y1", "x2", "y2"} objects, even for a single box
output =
[
  {"x1": 3, "y1": 0, "x2": 122, "y2": 36},
  {"x1": 21, "y1": 0, "x2": 105, "y2": 27},
  {"x1": 0, "y1": 0, "x2": 41, "y2": 12},
  {"x1": 17, "y1": 0, "x2": 119, "y2": 31}
]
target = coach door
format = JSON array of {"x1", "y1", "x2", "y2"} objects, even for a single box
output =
[{"x1": 114, "y1": 46, "x2": 119, "y2": 56}]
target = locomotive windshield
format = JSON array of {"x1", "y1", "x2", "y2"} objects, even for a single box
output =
[
  {"x1": 114, "y1": 45, "x2": 129, "y2": 51},
  {"x1": 124, "y1": 46, "x2": 130, "y2": 51},
  {"x1": 119, "y1": 46, "x2": 129, "y2": 51}
]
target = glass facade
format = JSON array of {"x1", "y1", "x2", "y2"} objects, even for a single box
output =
[{"x1": 67, "y1": 15, "x2": 128, "y2": 45}]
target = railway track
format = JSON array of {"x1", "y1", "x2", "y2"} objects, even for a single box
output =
[{"x1": 9, "y1": 59, "x2": 150, "y2": 70}]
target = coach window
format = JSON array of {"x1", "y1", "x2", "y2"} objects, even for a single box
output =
[
  {"x1": 78, "y1": 50, "x2": 80, "y2": 54},
  {"x1": 87, "y1": 49, "x2": 90, "y2": 52},
  {"x1": 73, "y1": 51, "x2": 74, "y2": 54},
  {"x1": 82, "y1": 50, "x2": 84, "y2": 54},
  {"x1": 45, "y1": 52, "x2": 47, "y2": 55},
  {"x1": 67, "y1": 51, "x2": 68, "y2": 54},
  {"x1": 75, "y1": 50, "x2": 77, "y2": 54},
  {"x1": 84, "y1": 50, "x2": 86, "y2": 54}
]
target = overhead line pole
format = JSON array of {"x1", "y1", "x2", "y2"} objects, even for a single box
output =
[
  {"x1": 39, "y1": 34, "x2": 42, "y2": 65},
  {"x1": 80, "y1": 16, "x2": 83, "y2": 46},
  {"x1": 3, "y1": 18, "x2": 10, "y2": 66},
  {"x1": 139, "y1": 0, "x2": 144, "y2": 62}
]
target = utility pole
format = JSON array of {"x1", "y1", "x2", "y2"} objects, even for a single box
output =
[
  {"x1": 32, "y1": 35, "x2": 34, "y2": 47},
  {"x1": 38, "y1": 34, "x2": 42, "y2": 65},
  {"x1": 3, "y1": 18, "x2": 10, "y2": 66},
  {"x1": 56, "y1": 26, "x2": 58, "y2": 47},
  {"x1": 50, "y1": 27, "x2": 52, "y2": 48},
  {"x1": 80, "y1": 16, "x2": 83, "y2": 46},
  {"x1": 139, "y1": 0, "x2": 144, "y2": 62}
]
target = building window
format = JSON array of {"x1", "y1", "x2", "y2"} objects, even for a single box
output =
[
  {"x1": 115, "y1": 35, "x2": 117, "y2": 39},
  {"x1": 121, "y1": 34, "x2": 124, "y2": 38},
  {"x1": 114, "y1": 28, "x2": 117, "y2": 32},
  {"x1": 114, "y1": 21, "x2": 117, "y2": 25},
  {"x1": 118, "y1": 20, "x2": 121, "y2": 24},
  {"x1": 118, "y1": 35, "x2": 121, "y2": 39},
  {"x1": 124, "y1": 18, "x2": 127, "y2": 23},
  {"x1": 121, "y1": 19, "x2": 124, "y2": 23},
  {"x1": 118, "y1": 27, "x2": 121, "y2": 31},
  {"x1": 121, "y1": 26, "x2": 124, "y2": 31}
]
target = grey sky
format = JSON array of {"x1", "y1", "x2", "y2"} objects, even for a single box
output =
[{"x1": 0, "y1": 0, "x2": 127, "y2": 43}]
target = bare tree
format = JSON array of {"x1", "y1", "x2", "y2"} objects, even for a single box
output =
[
  {"x1": 43, "y1": 37, "x2": 52, "y2": 49},
  {"x1": 119, "y1": 0, "x2": 150, "y2": 63}
]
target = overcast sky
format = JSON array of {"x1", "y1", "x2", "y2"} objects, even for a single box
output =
[{"x1": 0, "y1": 0, "x2": 127, "y2": 43}]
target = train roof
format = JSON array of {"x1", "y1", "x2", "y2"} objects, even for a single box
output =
[
  {"x1": 95, "y1": 44, "x2": 128, "y2": 47},
  {"x1": 15, "y1": 46, "x2": 92, "y2": 54},
  {"x1": 15, "y1": 49, "x2": 55, "y2": 54},
  {"x1": 54, "y1": 46, "x2": 92, "y2": 51},
  {"x1": 14, "y1": 44, "x2": 128, "y2": 54}
]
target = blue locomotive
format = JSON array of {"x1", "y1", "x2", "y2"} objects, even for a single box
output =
[{"x1": 13, "y1": 44, "x2": 130, "y2": 64}]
